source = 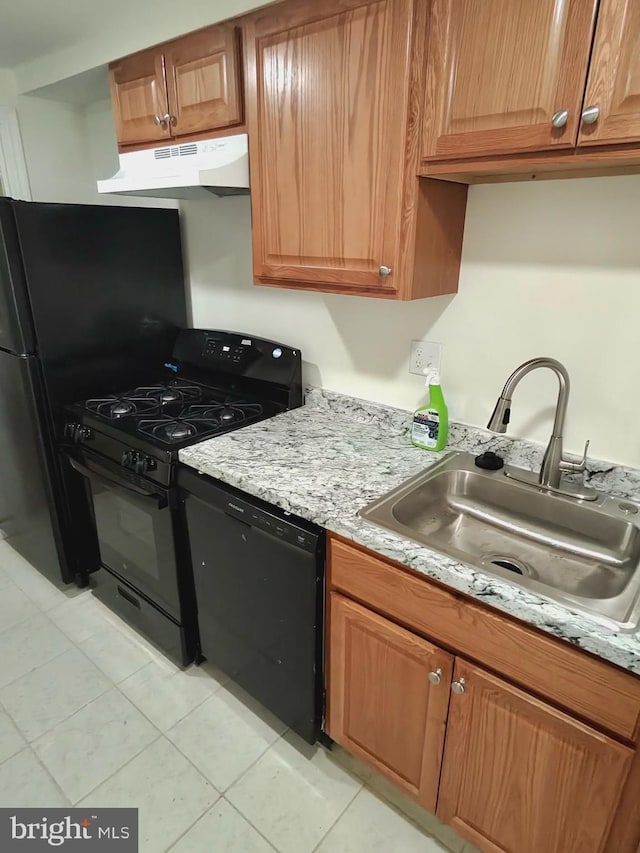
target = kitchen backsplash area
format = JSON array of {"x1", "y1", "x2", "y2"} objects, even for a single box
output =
[
  {"x1": 180, "y1": 175, "x2": 640, "y2": 468},
  {"x1": 14, "y1": 96, "x2": 640, "y2": 470}
]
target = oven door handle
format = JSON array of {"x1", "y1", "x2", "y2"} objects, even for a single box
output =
[{"x1": 67, "y1": 456, "x2": 169, "y2": 509}]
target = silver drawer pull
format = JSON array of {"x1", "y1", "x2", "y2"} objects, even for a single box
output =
[
  {"x1": 428, "y1": 668, "x2": 442, "y2": 686},
  {"x1": 581, "y1": 105, "x2": 600, "y2": 125},
  {"x1": 551, "y1": 110, "x2": 569, "y2": 128}
]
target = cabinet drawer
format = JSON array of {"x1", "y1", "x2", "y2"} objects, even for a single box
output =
[{"x1": 328, "y1": 536, "x2": 640, "y2": 739}]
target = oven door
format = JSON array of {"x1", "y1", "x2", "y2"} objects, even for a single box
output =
[{"x1": 64, "y1": 448, "x2": 180, "y2": 620}]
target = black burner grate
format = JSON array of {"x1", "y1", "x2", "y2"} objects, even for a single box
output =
[{"x1": 137, "y1": 400, "x2": 264, "y2": 445}]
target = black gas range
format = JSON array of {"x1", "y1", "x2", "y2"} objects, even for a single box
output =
[{"x1": 60, "y1": 329, "x2": 302, "y2": 665}]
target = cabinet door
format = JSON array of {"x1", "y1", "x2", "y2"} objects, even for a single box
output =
[
  {"x1": 438, "y1": 661, "x2": 633, "y2": 853},
  {"x1": 327, "y1": 593, "x2": 452, "y2": 811},
  {"x1": 422, "y1": 0, "x2": 599, "y2": 161},
  {"x1": 109, "y1": 49, "x2": 170, "y2": 146},
  {"x1": 578, "y1": 0, "x2": 640, "y2": 147},
  {"x1": 248, "y1": 0, "x2": 413, "y2": 292},
  {"x1": 165, "y1": 24, "x2": 243, "y2": 138}
]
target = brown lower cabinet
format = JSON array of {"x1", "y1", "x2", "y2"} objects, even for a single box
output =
[
  {"x1": 327, "y1": 536, "x2": 640, "y2": 853},
  {"x1": 438, "y1": 661, "x2": 632, "y2": 853},
  {"x1": 329, "y1": 594, "x2": 452, "y2": 811}
]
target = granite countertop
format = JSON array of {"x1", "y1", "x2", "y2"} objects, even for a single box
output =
[{"x1": 179, "y1": 389, "x2": 640, "y2": 675}]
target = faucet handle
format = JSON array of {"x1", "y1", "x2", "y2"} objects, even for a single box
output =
[{"x1": 560, "y1": 440, "x2": 590, "y2": 475}]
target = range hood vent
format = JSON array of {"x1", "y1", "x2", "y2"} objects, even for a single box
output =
[
  {"x1": 154, "y1": 143, "x2": 198, "y2": 160},
  {"x1": 97, "y1": 134, "x2": 249, "y2": 200}
]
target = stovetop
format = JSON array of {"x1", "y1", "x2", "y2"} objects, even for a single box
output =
[{"x1": 73, "y1": 377, "x2": 283, "y2": 449}]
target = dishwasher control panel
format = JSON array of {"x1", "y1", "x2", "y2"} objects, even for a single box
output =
[{"x1": 223, "y1": 495, "x2": 318, "y2": 552}]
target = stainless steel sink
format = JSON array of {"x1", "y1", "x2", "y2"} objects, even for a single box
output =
[{"x1": 359, "y1": 452, "x2": 640, "y2": 632}]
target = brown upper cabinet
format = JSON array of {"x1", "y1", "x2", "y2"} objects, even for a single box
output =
[
  {"x1": 421, "y1": 0, "x2": 640, "y2": 180},
  {"x1": 109, "y1": 23, "x2": 243, "y2": 150},
  {"x1": 109, "y1": 48, "x2": 171, "y2": 147},
  {"x1": 244, "y1": 0, "x2": 467, "y2": 299},
  {"x1": 422, "y1": 0, "x2": 600, "y2": 161},
  {"x1": 578, "y1": 0, "x2": 640, "y2": 147}
]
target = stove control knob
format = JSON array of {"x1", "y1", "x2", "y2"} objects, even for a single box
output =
[
  {"x1": 121, "y1": 450, "x2": 136, "y2": 470},
  {"x1": 122, "y1": 450, "x2": 155, "y2": 475},
  {"x1": 134, "y1": 455, "x2": 150, "y2": 475},
  {"x1": 64, "y1": 423, "x2": 93, "y2": 443},
  {"x1": 64, "y1": 423, "x2": 79, "y2": 440}
]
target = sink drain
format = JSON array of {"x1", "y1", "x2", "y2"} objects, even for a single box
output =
[
  {"x1": 486, "y1": 556, "x2": 530, "y2": 577},
  {"x1": 491, "y1": 558, "x2": 524, "y2": 575}
]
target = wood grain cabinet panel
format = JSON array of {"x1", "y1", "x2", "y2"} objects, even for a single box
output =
[
  {"x1": 165, "y1": 24, "x2": 242, "y2": 138},
  {"x1": 328, "y1": 536, "x2": 640, "y2": 740},
  {"x1": 327, "y1": 593, "x2": 452, "y2": 811},
  {"x1": 578, "y1": 0, "x2": 640, "y2": 147},
  {"x1": 422, "y1": 0, "x2": 599, "y2": 161},
  {"x1": 109, "y1": 49, "x2": 170, "y2": 146},
  {"x1": 245, "y1": 0, "x2": 468, "y2": 298},
  {"x1": 248, "y1": 0, "x2": 413, "y2": 292},
  {"x1": 437, "y1": 661, "x2": 633, "y2": 853}
]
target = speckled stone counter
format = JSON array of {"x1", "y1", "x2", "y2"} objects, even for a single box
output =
[{"x1": 179, "y1": 389, "x2": 640, "y2": 675}]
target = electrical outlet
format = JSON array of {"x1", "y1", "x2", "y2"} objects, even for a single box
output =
[{"x1": 410, "y1": 340, "x2": 442, "y2": 376}]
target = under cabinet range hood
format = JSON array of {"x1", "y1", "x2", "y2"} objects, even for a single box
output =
[{"x1": 97, "y1": 134, "x2": 249, "y2": 199}]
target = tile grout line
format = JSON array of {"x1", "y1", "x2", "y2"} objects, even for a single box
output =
[
  {"x1": 223, "y1": 796, "x2": 280, "y2": 852},
  {"x1": 169, "y1": 718, "x2": 280, "y2": 801},
  {"x1": 0, "y1": 642, "x2": 115, "y2": 742},
  {"x1": 307, "y1": 759, "x2": 364, "y2": 853},
  {"x1": 0, "y1": 643, "x2": 73, "y2": 693},
  {"x1": 0, "y1": 599, "x2": 43, "y2": 641},
  {"x1": 216, "y1": 724, "x2": 291, "y2": 798},
  {"x1": 330, "y1": 752, "x2": 462, "y2": 852},
  {"x1": 28, "y1": 745, "x2": 73, "y2": 807},
  {"x1": 68, "y1": 732, "x2": 164, "y2": 806},
  {"x1": 113, "y1": 671, "x2": 222, "y2": 740},
  {"x1": 3, "y1": 559, "x2": 456, "y2": 850},
  {"x1": 161, "y1": 793, "x2": 225, "y2": 853},
  {"x1": 357, "y1": 779, "x2": 459, "y2": 853},
  {"x1": 220, "y1": 734, "x2": 363, "y2": 853}
]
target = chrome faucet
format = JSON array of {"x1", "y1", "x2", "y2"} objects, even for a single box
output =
[{"x1": 487, "y1": 357, "x2": 592, "y2": 496}]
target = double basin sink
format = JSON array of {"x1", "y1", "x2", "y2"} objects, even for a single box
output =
[{"x1": 359, "y1": 452, "x2": 640, "y2": 633}]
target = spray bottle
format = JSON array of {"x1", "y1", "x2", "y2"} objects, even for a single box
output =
[{"x1": 411, "y1": 368, "x2": 449, "y2": 451}]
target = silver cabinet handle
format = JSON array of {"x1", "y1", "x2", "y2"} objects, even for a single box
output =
[
  {"x1": 154, "y1": 115, "x2": 166, "y2": 127},
  {"x1": 551, "y1": 110, "x2": 569, "y2": 129},
  {"x1": 379, "y1": 265, "x2": 392, "y2": 278},
  {"x1": 451, "y1": 678, "x2": 466, "y2": 695},
  {"x1": 428, "y1": 668, "x2": 442, "y2": 686},
  {"x1": 163, "y1": 113, "x2": 177, "y2": 126},
  {"x1": 581, "y1": 105, "x2": 600, "y2": 125}
]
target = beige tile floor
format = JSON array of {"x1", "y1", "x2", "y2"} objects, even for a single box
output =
[{"x1": 0, "y1": 539, "x2": 474, "y2": 853}]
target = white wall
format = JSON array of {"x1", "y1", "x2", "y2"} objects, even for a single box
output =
[
  {"x1": 13, "y1": 0, "x2": 273, "y2": 95},
  {"x1": 0, "y1": 69, "x2": 17, "y2": 101},
  {"x1": 37, "y1": 97, "x2": 640, "y2": 471},
  {"x1": 181, "y1": 176, "x2": 640, "y2": 467},
  {"x1": 15, "y1": 96, "x2": 96, "y2": 203},
  {"x1": 0, "y1": 62, "x2": 97, "y2": 205}
]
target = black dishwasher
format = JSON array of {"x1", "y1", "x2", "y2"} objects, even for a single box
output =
[{"x1": 178, "y1": 466, "x2": 325, "y2": 744}]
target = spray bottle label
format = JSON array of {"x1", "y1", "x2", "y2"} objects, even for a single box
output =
[{"x1": 412, "y1": 410, "x2": 439, "y2": 448}]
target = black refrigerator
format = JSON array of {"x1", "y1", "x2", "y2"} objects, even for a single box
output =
[{"x1": 0, "y1": 198, "x2": 187, "y2": 586}]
